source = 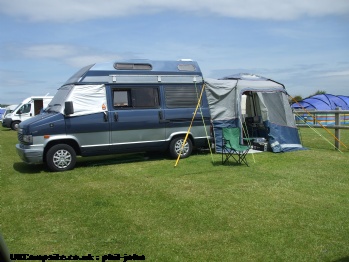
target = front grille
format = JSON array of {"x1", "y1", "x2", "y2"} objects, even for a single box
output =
[{"x1": 18, "y1": 131, "x2": 24, "y2": 143}]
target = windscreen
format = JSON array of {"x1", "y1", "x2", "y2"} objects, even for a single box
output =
[
  {"x1": 45, "y1": 85, "x2": 74, "y2": 113},
  {"x1": 65, "y1": 84, "x2": 107, "y2": 116}
]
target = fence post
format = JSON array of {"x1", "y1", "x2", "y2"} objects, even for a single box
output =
[{"x1": 335, "y1": 107, "x2": 340, "y2": 150}]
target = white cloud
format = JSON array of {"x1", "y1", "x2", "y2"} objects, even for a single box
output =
[
  {"x1": 321, "y1": 70, "x2": 349, "y2": 77},
  {"x1": 22, "y1": 44, "x2": 77, "y2": 58},
  {"x1": 1, "y1": 0, "x2": 349, "y2": 22},
  {"x1": 65, "y1": 54, "x2": 121, "y2": 68},
  {"x1": 16, "y1": 44, "x2": 121, "y2": 68}
]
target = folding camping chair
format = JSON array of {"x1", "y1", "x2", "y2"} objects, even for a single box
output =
[{"x1": 222, "y1": 127, "x2": 250, "y2": 166}]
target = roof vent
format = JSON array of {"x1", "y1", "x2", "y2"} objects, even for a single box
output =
[
  {"x1": 114, "y1": 63, "x2": 152, "y2": 70},
  {"x1": 178, "y1": 64, "x2": 196, "y2": 71}
]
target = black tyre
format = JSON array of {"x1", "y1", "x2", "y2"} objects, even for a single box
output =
[
  {"x1": 46, "y1": 144, "x2": 76, "y2": 172},
  {"x1": 169, "y1": 137, "x2": 193, "y2": 159},
  {"x1": 11, "y1": 121, "x2": 20, "y2": 131}
]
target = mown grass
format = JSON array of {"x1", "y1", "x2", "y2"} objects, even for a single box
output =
[{"x1": 1, "y1": 127, "x2": 349, "y2": 261}]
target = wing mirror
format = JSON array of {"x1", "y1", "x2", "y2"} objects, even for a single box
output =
[{"x1": 64, "y1": 101, "x2": 74, "y2": 115}]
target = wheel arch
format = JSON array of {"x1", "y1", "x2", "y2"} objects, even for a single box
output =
[
  {"x1": 168, "y1": 132, "x2": 195, "y2": 146},
  {"x1": 43, "y1": 139, "x2": 81, "y2": 162}
]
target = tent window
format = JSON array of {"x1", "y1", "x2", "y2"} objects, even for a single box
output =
[
  {"x1": 165, "y1": 85, "x2": 200, "y2": 108},
  {"x1": 261, "y1": 93, "x2": 287, "y2": 126}
]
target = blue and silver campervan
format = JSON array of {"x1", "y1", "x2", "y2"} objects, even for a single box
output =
[{"x1": 16, "y1": 59, "x2": 211, "y2": 171}]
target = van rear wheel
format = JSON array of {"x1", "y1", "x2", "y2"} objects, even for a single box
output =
[
  {"x1": 169, "y1": 137, "x2": 192, "y2": 159},
  {"x1": 46, "y1": 144, "x2": 76, "y2": 172}
]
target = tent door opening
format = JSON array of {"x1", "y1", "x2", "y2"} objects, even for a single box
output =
[{"x1": 242, "y1": 92, "x2": 267, "y2": 139}]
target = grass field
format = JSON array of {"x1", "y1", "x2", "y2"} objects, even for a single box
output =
[{"x1": 1, "y1": 126, "x2": 349, "y2": 261}]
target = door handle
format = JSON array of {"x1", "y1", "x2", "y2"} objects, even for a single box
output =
[
  {"x1": 158, "y1": 111, "x2": 170, "y2": 123},
  {"x1": 103, "y1": 111, "x2": 108, "y2": 122},
  {"x1": 114, "y1": 112, "x2": 118, "y2": 122}
]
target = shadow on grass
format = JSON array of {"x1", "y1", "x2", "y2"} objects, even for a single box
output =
[
  {"x1": 76, "y1": 152, "x2": 167, "y2": 168},
  {"x1": 13, "y1": 162, "x2": 49, "y2": 174},
  {"x1": 12, "y1": 152, "x2": 169, "y2": 174},
  {"x1": 332, "y1": 257, "x2": 349, "y2": 262},
  {"x1": 211, "y1": 161, "x2": 249, "y2": 167}
]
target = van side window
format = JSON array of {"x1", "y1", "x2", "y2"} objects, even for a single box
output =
[
  {"x1": 19, "y1": 104, "x2": 31, "y2": 114},
  {"x1": 113, "y1": 87, "x2": 159, "y2": 109},
  {"x1": 113, "y1": 90, "x2": 130, "y2": 107},
  {"x1": 165, "y1": 85, "x2": 201, "y2": 108}
]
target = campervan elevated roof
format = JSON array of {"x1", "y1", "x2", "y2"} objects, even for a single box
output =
[{"x1": 64, "y1": 59, "x2": 203, "y2": 85}]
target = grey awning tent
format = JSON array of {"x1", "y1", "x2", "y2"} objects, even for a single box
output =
[{"x1": 204, "y1": 74, "x2": 304, "y2": 153}]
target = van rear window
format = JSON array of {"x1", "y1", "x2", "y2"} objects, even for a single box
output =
[{"x1": 165, "y1": 85, "x2": 201, "y2": 108}]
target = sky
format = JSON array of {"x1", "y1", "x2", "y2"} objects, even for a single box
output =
[{"x1": 1, "y1": 0, "x2": 349, "y2": 105}]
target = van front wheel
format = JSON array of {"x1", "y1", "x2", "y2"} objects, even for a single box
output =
[
  {"x1": 169, "y1": 137, "x2": 192, "y2": 159},
  {"x1": 11, "y1": 121, "x2": 20, "y2": 131},
  {"x1": 46, "y1": 144, "x2": 76, "y2": 172}
]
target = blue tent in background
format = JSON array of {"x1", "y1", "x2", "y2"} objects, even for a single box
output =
[
  {"x1": 338, "y1": 95, "x2": 349, "y2": 108},
  {"x1": 291, "y1": 94, "x2": 349, "y2": 110},
  {"x1": 291, "y1": 94, "x2": 349, "y2": 125},
  {"x1": 0, "y1": 108, "x2": 5, "y2": 120}
]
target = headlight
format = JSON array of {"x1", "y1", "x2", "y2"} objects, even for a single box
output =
[{"x1": 22, "y1": 135, "x2": 33, "y2": 144}]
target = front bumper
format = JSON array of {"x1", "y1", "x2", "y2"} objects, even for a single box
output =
[
  {"x1": 2, "y1": 118, "x2": 12, "y2": 128},
  {"x1": 16, "y1": 144, "x2": 44, "y2": 164}
]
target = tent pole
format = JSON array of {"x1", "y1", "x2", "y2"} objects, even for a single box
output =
[
  {"x1": 194, "y1": 83, "x2": 215, "y2": 164},
  {"x1": 241, "y1": 119, "x2": 256, "y2": 163},
  {"x1": 174, "y1": 83, "x2": 207, "y2": 167},
  {"x1": 252, "y1": 92, "x2": 257, "y2": 116}
]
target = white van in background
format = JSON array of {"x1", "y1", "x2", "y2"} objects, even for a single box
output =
[
  {"x1": 0, "y1": 104, "x2": 18, "y2": 123},
  {"x1": 2, "y1": 96, "x2": 53, "y2": 130}
]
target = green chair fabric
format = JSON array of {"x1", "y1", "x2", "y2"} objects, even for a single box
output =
[{"x1": 222, "y1": 127, "x2": 250, "y2": 166}]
